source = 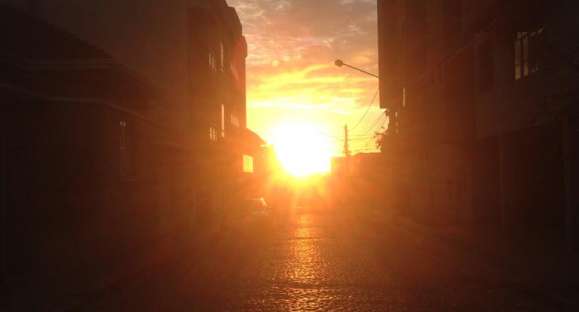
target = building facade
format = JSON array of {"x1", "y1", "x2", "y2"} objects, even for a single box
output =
[
  {"x1": 1, "y1": 0, "x2": 262, "y2": 309},
  {"x1": 378, "y1": 0, "x2": 578, "y2": 248},
  {"x1": 0, "y1": 0, "x2": 263, "y2": 216},
  {"x1": 1, "y1": 5, "x2": 199, "y2": 309},
  {"x1": 188, "y1": 1, "x2": 256, "y2": 220}
]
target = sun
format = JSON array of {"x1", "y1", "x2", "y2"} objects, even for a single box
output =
[{"x1": 269, "y1": 122, "x2": 333, "y2": 177}]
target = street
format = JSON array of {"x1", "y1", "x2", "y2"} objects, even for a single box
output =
[
  {"x1": 3, "y1": 1, "x2": 579, "y2": 311},
  {"x1": 74, "y1": 208, "x2": 575, "y2": 312}
]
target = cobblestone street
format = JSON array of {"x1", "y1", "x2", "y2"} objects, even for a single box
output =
[
  {"x1": 3, "y1": 1, "x2": 579, "y2": 311},
  {"x1": 79, "y1": 210, "x2": 577, "y2": 311}
]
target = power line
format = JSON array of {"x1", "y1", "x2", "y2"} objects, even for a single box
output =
[
  {"x1": 304, "y1": 89, "x2": 384, "y2": 142},
  {"x1": 349, "y1": 87, "x2": 379, "y2": 132},
  {"x1": 327, "y1": 115, "x2": 387, "y2": 142},
  {"x1": 348, "y1": 114, "x2": 387, "y2": 147},
  {"x1": 349, "y1": 137, "x2": 375, "y2": 141},
  {"x1": 357, "y1": 113, "x2": 387, "y2": 136}
]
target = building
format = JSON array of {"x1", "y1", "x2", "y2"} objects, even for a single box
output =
[
  {"x1": 188, "y1": 1, "x2": 262, "y2": 219},
  {"x1": 378, "y1": 0, "x2": 578, "y2": 248},
  {"x1": 0, "y1": 0, "x2": 263, "y2": 217},
  {"x1": 0, "y1": 5, "x2": 200, "y2": 309},
  {"x1": 1, "y1": 0, "x2": 260, "y2": 309}
]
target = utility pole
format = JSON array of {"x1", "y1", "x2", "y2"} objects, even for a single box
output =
[
  {"x1": 343, "y1": 124, "x2": 351, "y2": 157},
  {"x1": 343, "y1": 124, "x2": 351, "y2": 176}
]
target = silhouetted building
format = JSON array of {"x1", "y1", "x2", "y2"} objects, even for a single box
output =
[
  {"x1": 0, "y1": 5, "x2": 199, "y2": 309},
  {"x1": 1, "y1": 0, "x2": 256, "y2": 309},
  {"x1": 378, "y1": 0, "x2": 578, "y2": 248},
  {"x1": 188, "y1": 1, "x2": 257, "y2": 217},
  {"x1": 0, "y1": 0, "x2": 259, "y2": 217}
]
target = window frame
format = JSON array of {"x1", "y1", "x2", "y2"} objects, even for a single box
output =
[{"x1": 514, "y1": 26, "x2": 544, "y2": 81}]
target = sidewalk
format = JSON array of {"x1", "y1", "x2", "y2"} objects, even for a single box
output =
[
  {"x1": 364, "y1": 209, "x2": 579, "y2": 307},
  {"x1": 23, "y1": 219, "x2": 233, "y2": 312}
]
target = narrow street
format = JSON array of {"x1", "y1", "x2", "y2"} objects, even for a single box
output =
[
  {"x1": 3, "y1": 1, "x2": 579, "y2": 311},
  {"x1": 78, "y1": 209, "x2": 570, "y2": 312}
]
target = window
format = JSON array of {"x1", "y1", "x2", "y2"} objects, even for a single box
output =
[
  {"x1": 209, "y1": 127, "x2": 218, "y2": 141},
  {"x1": 220, "y1": 42, "x2": 225, "y2": 72},
  {"x1": 514, "y1": 33, "x2": 523, "y2": 80},
  {"x1": 478, "y1": 39, "x2": 494, "y2": 92},
  {"x1": 209, "y1": 52, "x2": 217, "y2": 72},
  {"x1": 243, "y1": 155, "x2": 254, "y2": 173},
  {"x1": 514, "y1": 27, "x2": 543, "y2": 80},
  {"x1": 220, "y1": 104, "x2": 225, "y2": 138},
  {"x1": 529, "y1": 27, "x2": 544, "y2": 73}
]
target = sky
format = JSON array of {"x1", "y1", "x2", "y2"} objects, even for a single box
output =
[{"x1": 228, "y1": 0, "x2": 386, "y2": 156}]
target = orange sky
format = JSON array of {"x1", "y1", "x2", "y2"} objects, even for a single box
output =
[{"x1": 229, "y1": 0, "x2": 386, "y2": 156}]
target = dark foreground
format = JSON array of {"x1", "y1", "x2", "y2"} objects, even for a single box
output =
[{"x1": 15, "y1": 210, "x2": 579, "y2": 311}]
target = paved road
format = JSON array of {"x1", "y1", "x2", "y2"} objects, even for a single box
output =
[{"x1": 84, "y1": 210, "x2": 568, "y2": 311}]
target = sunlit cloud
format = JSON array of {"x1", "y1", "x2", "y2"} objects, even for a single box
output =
[{"x1": 228, "y1": 0, "x2": 384, "y2": 155}]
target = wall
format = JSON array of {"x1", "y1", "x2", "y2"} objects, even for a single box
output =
[
  {"x1": 378, "y1": 0, "x2": 579, "y2": 246},
  {"x1": 378, "y1": 0, "x2": 477, "y2": 225},
  {"x1": 377, "y1": 0, "x2": 405, "y2": 109},
  {"x1": 0, "y1": 5, "x2": 202, "y2": 307},
  {"x1": 1, "y1": 93, "x2": 197, "y2": 309}
]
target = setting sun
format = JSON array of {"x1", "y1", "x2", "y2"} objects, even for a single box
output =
[{"x1": 270, "y1": 123, "x2": 333, "y2": 177}]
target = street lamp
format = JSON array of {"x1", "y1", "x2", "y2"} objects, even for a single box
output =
[
  {"x1": 334, "y1": 58, "x2": 383, "y2": 158},
  {"x1": 334, "y1": 59, "x2": 379, "y2": 79},
  {"x1": 334, "y1": 58, "x2": 399, "y2": 150}
]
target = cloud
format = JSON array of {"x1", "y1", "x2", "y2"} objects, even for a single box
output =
[
  {"x1": 227, "y1": 0, "x2": 381, "y2": 153},
  {"x1": 230, "y1": 0, "x2": 377, "y2": 66}
]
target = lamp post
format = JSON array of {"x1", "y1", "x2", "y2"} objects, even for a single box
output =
[
  {"x1": 334, "y1": 59, "x2": 381, "y2": 161},
  {"x1": 334, "y1": 59, "x2": 398, "y2": 146},
  {"x1": 334, "y1": 59, "x2": 379, "y2": 79}
]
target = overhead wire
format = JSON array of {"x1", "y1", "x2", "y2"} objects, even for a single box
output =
[
  {"x1": 358, "y1": 112, "x2": 387, "y2": 136},
  {"x1": 348, "y1": 87, "x2": 380, "y2": 132},
  {"x1": 308, "y1": 3, "x2": 509, "y2": 155}
]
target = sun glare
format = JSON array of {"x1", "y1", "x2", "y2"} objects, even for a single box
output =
[{"x1": 270, "y1": 123, "x2": 333, "y2": 177}]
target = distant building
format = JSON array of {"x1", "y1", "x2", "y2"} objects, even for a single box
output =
[{"x1": 378, "y1": 0, "x2": 578, "y2": 248}]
